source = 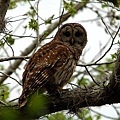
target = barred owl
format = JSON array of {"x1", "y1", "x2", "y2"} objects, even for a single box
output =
[{"x1": 19, "y1": 23, "x2": 87, "y2": 108}]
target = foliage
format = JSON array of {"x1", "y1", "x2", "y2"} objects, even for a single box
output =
[
  {"x1": 0, "y1": 108, "x2": 18, "y2": 120},
  {"x1": 44, "y1": 15, "x2": 54, "y2": 25},
  {"x1": 9, "y1": 0, "x2": 27, "y2": 9},
  {"x1": 79, "y1": 77, "x2": 89, "y2": 86},
  {"x1": 0, "y1": 85, "x2": 9, "y2": 102},
  {"x1": 26, "y1": 94, "x2": 48, "y2": 116},
  {"x1": 103, "y1": 0, "x2": 120, "y2": 7},
  {"x1": 0, "y1": 40, "x2": 5, "y2": 47},
  {"x1": 28, "y1": 6, "x2": 36, "y2": 18},
  {"x1": 29, "y1": 19, "x2": 38, "y2": 31},
  {"x1": 47, "y1": 112, "x2": 74, "y2": 120},
  {"x1": 78, "y1": 109, "x2": 101, "y2": 120},
  {"x1": 5, "y1": 35, "x2": 15, "y2": 45},
  {"x1": 63, "y1": 0, "x2": 76, "y2": 16}
]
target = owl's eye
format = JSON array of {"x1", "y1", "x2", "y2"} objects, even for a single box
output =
[
  {"x1": 75, "y1": 31, "x2": 82, "y2": 37},
  {"x1": 63, "y1": 31, "x2": 71, "y2": 37}
]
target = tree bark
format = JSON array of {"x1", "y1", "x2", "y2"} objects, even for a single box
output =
[{"x1": 0, "y1": 0, "x2": 10, "y2": 32}]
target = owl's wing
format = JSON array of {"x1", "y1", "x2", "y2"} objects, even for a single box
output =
[{"x1": 19, "y1": 41, "x2": 73, "y2": 107}]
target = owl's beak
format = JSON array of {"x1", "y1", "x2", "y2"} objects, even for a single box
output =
[{"x1": 70, "y1": 38, "x2": 74, "y2": 45}]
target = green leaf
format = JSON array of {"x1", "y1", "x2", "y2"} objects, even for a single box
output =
[
  {"x1": 43, "y1": 31, "x2": 49, "y2": 38},
  {"x1": 9, "y1": 0, "x2": 17, "y2": 9},
  {"x1": 101, "y1": 3, "x2": 108, "y2": 8},
  {"x1": 26, "y1": 94, "x2": 48, "y2": 117},
  {"x1": 63, "y1": 1, "x2": 76, "y2": 16},
  {"x1": 0, "y1": 85, "x2": 9, "y2": 102},
  {"x1": 0, "y1": 108, "x2": 18, "y2": 120},
  {"x1": 0, "y1": 40, "x2": 5, "y2": 47},
  {"x1": 0, "y1": 65, "x2": 4, "y2": 70},
  {"x1": 6, "y1": 36, "x2": 15, "y2": 45},
  {"x1": 78, "y1": 109, "x2": 90, "y2": 119},
  {"x1": 86, "y1": 116, "x2": 92, "y2": 120},
  {"x1": 94, "y1": 114, "x2": 101, "y2": 120},
  {"x1": 28, "y1": 6, "x2": 36, "y2": 17},
  {"x1": 78, "y1": 77, "x2": 89, "y2": 86},
  {"x1": 111, "y1": 53, "x2": 117, "y2": 59},
  {"x1": 9, "y1": 0, "x2": 28, "y2": 9},
  {"x1": 45, "y1": 15, "x2": 54, "y2": 25},
  {"x1": 48, "y1": 113, "x2": 65, "y2": 120},
  {"x1": 29, "y1": 19, "x2": 38, "y2": 31}
]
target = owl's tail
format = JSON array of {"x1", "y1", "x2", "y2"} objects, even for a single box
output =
[{"x1": 18, "y1": 92, "x2": 28, "y2": 108}]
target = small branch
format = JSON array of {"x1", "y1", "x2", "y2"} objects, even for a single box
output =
[
  {"x1": 84, "y1": 66, "x2": 100, "y2": 86},
  {"x1": 3, "y1": 37, "x2": 15, "y2": 56},
  {"x1": 0, "y1": 71, "x2": 22, "y2": 85},
  {"x1": 0, "y1": 56, "x2": 30, "y2": 62},
  {"x1": 90, "y1": 108, "x2": 118, "y2": 120},
  {"x1": 3, "y1": 33, "x2": 37, "y2": 39},
  {"x1": 77, "y1": 60, "x2": 116, "y2": 67},
  {"x1": 95, "y1": 22, "x2": 120, "y2": 63}
]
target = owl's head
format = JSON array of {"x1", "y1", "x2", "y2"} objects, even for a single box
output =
[{"x1": 54, "y1": 23, "x2": 87, "y2": 50}]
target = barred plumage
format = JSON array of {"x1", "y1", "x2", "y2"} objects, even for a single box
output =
[{"x1": 19, "y1": 23, "x2": 87, "y2": 107}]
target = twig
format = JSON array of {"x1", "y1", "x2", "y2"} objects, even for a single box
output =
[
  {"x1": 3, "y1": 37, "x2": 14, "y2": 56},
  {"x1": 84, "y1": 66, "x2": 100, "y2": 86},
  {"x1": 0, "y1": 72, "x2": 22, "y2": 86},
  {"x1": 8, "y1": 97, "x2": 19, "y2": 103},
  {"x1": 0, "y1": 56, "x2": 29, "y2": 62},
  {"x1": 95, "y1": 20, "x2": 120, "y2": 63},
  {"x1": 90, "y1": 108, "x2": 118, "y2": 120},
  {"x1": 77, "y1": 60, "x2": 116, "y2": 67}
]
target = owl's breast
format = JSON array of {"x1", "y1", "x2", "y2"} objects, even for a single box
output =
[{"x1": 54, "y1": 58, "x2": 76, "y2": 87}]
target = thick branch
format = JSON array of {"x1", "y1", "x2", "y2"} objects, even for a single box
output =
[
  {"x1": 0, "y1": 0, "x2": 10, "y2": 32},
  {"x1": 0, "y1": 1, "x2": 88, "y2": 84},
  {"x1": 0, "y1": 84, "x2": 120, "y2": 120}
]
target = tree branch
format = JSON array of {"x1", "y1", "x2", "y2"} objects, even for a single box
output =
[
  {"x1": 0, "y1": 56, "x2": 29, "y2": 62},
  {"x1": 0, "y1": 0, "x2": 10, "y2": 32}
]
